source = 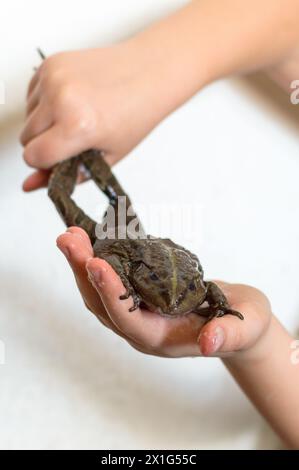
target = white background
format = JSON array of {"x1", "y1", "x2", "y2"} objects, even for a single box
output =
[{"x1": 0, "y1": 0, "x2": 298, "y2": 450}]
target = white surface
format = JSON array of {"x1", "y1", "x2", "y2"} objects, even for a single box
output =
[{"x1": 0, "y1": 0, "x2": 298, "y2": 450}]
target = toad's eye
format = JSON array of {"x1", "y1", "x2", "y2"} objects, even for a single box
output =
[
  {"x1": 189, "y1": 281, "x2": 196, "y2": 291},
  {"x1": 150, "y1": 272, "x2": 159, "y2": 281}
]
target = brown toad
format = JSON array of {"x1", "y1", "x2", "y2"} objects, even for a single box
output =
[{"x1": 48, "y1": 149, "x2": 243, "y2": 320}]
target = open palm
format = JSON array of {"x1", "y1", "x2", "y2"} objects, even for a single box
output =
[{"x1": 57, "y1": 227, "x2": 271, "y2": 358}]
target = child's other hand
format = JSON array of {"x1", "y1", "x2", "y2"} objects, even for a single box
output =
[
  {"x1": 20, "y1": 1, "x2": 299, "y2": 192},
  {"x1": 56, "y1": 227, "x2": 272, "y2": 359},
  {"x1": 20, "y1": 44, "x2": 168, "y2": 191}
]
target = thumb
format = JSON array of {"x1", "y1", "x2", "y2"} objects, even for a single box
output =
[{"x1": 198, "y1": 301, "x2": 268, "y2": 356}]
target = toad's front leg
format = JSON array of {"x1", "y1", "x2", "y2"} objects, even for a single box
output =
[
  {"x1": 198, "y1": 281, "x2": 244, "y2": 320},
  {"x1": 99, "y1": 253, "x2": 141, "y2": 312}
]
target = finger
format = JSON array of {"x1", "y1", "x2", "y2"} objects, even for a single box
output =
[
  {"x1": 20, "y1": 103, "x2": 53, "y2": 147},
  {"x1": 22, "y1": 170, "x2": 51, "y2": 192},
  {"x1": 22, "y1": 164, "x2": 90, "y2": 192},
  {"x1": 56, "y1": 228, "x2": 115, "y2": 329},
  {"x1": 86, "y1": 258, "x2": 191, "y2": 348},
  {"x1": 65, "y1": 226, "x2": 91, "y2": 244},
  {"x1": 57, "y1": 227, "x2": 93, "y2": 267},
  {"x1": 26, "y1": 82, "x2": 41, "y2": 116},
  {"x1": 57, "y1": 228, "x2": 101, "y2": 307},
  {"x1": 57, "y1": 229, "x2": 145, "y2": 341},
  {"x1": 23, "y1": 124, "x2": 92, "y2": 169}
]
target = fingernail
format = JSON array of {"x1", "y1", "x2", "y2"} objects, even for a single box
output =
[
  {"x1": 211, "y1": 326, "x2": 225, "y2": 353},
  {"x1": 87, "y1": 268, "x2": 101, "y2": 285}
]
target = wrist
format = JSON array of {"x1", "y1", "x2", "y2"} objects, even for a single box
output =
[
  {"x1": 127, "y1": 0, "x2": 299, "y2": 115},
  {"x1": 124, "y1": 5, "x2": 216, "y2": 121},
  {"x1": 222, "y1": 314, "x2": 287, "y2": 368},
  {"x1": 266, "y1": 44, "x2": 299, "y2": 92},
  {"x1": 222, "y1": 315, "x2": 299, "y2": 448}
]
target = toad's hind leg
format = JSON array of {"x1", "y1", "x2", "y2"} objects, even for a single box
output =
[
  {"x1": 48, "y1": 156, "x2": 97, "y2": 243},
  {"x1": 80, "y1": 149, "x2": 145, "y2": 234},
  {"x1": 201, "y1": 282, "x2": 244, "y2": 320}
]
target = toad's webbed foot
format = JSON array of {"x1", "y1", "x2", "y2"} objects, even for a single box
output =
[
  {"x1": 197, "y1": 281, "x2": 244, "y2": 321},
  {"x1": 100, "y1": 253, "x2": 141, "y2": 312},
  {"x1": 119, "y1": 278, "x2": 141, "y2": 312},
  {"x1": 128, "y1": 294, "x2": 141, "y2": 312},
  {"x1": 212, "y1": 307, "x2": 244, "y2": 320}
]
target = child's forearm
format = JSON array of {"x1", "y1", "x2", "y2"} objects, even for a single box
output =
[
  {"x1": 128, "y1": 0, "x2": 299, "y2": 117},
  {"x1": 223, "y1": 316, "x2": 299, "y2": 449}
]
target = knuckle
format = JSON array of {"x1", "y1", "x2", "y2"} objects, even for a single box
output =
[
  {"x1": 40, "y1": 56, "x2": 67, "y2": 90},
  {"x1": 64, "y1": 107, "x2": 97, "y2": 137},
  {"x1": 72, "y1": 112, "x2": 96, "y2": 134},
  {"x1": 23, "y1": 145, "x2": 35, "y2": 166},
  {"x1": 54, "y1": 83, "x2": 75, "y2": 106},
  {"x1": 40, "y1": 53, "x2": 60, "y2": 72},
  {"x1": 41, "y1": 70, "x2": 64, "y2": 93},
  {"x1": 23, "y1": 140, "x2": 51, "y2": 169}
]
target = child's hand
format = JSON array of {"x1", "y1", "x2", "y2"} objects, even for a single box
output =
[
  {"x1": 20, "y1": 1, "x2": 299, "y2": 192},
  {"x1": 57, "y1": 227, "x2": 299, "y2": 447},
  {"x1": 57, "y1": 227, "x2": 272, "y2": 359},
  {"x1": 20, "y1": 44, "x2": 170, "y2": 191}
]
